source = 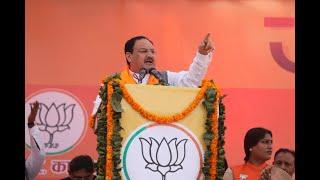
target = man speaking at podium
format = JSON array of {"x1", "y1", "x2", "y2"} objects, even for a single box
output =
[{"x1": 91, "y1": 33, "x2": 215, "y2": 118}]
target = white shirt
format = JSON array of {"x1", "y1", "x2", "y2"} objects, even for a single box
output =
[
  {"x1": 25, "y1": 125, "x2": 46, "y2": 180},
  {"x1": 91, "y1": 51, "x2": 213, "y2": 117}
]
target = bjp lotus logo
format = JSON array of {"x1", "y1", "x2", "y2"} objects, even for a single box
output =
[
  {"x1": 36, "y1": 103, "x2": 75, "y2": 148},
  {"x1": 25, "y1": 89, "x2": 87, "y2": 155},
  {"x1": 139, "y1": 137, "x2": 188, "y2": 180}
]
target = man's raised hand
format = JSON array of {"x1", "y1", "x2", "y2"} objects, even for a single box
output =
[
  {"x1": 198, "y1": 33, "x2": 214, "y2": 55},
  {"x1": 28, "y1": 101, "x2": 39, "y2": 124}
]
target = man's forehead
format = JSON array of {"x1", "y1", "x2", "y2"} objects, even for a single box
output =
[
  {"x1": 134, "y1": 39, "x2": 154, "y2": 48},
  {"x1": 276, "y1": 152, "x2": 295, "y2": 160}
]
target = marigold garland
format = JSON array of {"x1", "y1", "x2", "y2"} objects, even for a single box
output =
[
  {"x1": 106, "y1": 81, "x2": 114, "y2": 180},
  {"x1": 118, "y1": 81, "x2": 209, "y2": 123},
  {"x1": 210, "y1": 92, "x2": 219, "y2": 179},
  {"x1": 89, "y1": 115, "x2": 95, "y2": 129},
  {"x1": 93, "y1": 75, "x2": 226, "y2": 180}
]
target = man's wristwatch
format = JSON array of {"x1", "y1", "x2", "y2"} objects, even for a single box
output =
[{"x1": 27, "y1": 122, "x2": 35, "y2": 128}]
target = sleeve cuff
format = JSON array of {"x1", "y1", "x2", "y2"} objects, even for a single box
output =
[
  {"x1": 29, "y1": 125, "x2": 40, "y2": 136},
  {"x1": 195, "y1": 51, "x2": 212, "y2": 66}
]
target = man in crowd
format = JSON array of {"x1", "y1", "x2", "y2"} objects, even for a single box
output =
[
  {"x1": 61, "y1": 155, "x2": 96, "y2": 180},
  {"x1": 273, "y1": 148, "x2": 295, "y2": 178},
  {"x1": 25, "y1": 101, "x2": 46, "y2": 180}
]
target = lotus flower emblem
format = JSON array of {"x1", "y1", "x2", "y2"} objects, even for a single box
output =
[
  {"x1": 35, "y1": 102, "x2": 75, "y2": 147},
  {"x1": 139, "y1": 137, "x2": 188, "y2": 180}
]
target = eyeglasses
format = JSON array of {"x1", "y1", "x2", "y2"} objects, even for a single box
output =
[{"x1": 134, "y1": 48, "x2": 156, "y2": 54}]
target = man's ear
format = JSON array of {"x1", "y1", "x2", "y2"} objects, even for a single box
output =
[{"x1": 125, "y1": 52, "x2": 132, "y2": 63}]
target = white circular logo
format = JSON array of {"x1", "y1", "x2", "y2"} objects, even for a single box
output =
[
  {"x1": 25, "y1": 89, "x2": 87, "y2": 155},
  {"x1": 122, "y1": 123, "x2": 203, "y2": 180}
]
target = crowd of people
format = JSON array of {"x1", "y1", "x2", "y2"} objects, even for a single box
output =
[{"x1": 222, "y1": 127, "x2": 295, "y2": 180}]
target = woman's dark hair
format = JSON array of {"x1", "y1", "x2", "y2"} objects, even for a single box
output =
[
  {"x1": 69, "y1": 155, "x2": 94, "y2": 173},
  {"x1": 243, "y1": 127, "x2": 272, "y2": 162},
  {"x1": 124, "y1": 36, "x2": 153, "y2": 66}
]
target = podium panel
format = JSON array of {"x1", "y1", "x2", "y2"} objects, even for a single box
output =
[
  {"x1": 92, "y1": 78, "x2": 225, "y2": 180},
  {"x1": 121, "y1": 85, "x2": 206, "y2": 180}
]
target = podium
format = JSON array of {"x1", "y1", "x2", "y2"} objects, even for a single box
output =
[{"x1": 91, "y1": 75, "x2": 226, "y2": 180}]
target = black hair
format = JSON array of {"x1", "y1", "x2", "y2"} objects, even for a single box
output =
[
  {"x1": 68, "y1": 155, "x2": 94, "y2": 173},
  {"x1": 274, "y1": 148, "x2": 295, "y2": 162},
  {"x1": 243, "y1": 127, "x2": 272, "y2": 162},
  {"x1": 124, "y1": 36, "x2": 153, "y2": 66}
]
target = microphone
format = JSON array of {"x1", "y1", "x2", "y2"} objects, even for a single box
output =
[
  {"x1": 138, "y1": 68, "x2": 148, "y2": 83},
  {"x1": 148, "y1": 68, "x2": 163, "y2": 82}
]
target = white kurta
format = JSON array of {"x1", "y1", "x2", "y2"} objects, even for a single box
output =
[
  {"x1": 91, "y1": 51, "x2": 213, "y2": 118},
  {"x1": 25, "y1": 125, "x2": 46, "y2": 180}
]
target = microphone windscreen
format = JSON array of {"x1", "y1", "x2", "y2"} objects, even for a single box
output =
[{"x1": 138, "y1": 68, "x2": 148, "y2": 83}]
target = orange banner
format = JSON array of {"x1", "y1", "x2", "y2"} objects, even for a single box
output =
[{"x1": 25, "y1": 1, "x2": 294, "y2": 179}]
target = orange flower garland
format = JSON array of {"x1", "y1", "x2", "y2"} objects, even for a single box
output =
[
  {"x1": 106, "y1": 81, "x2": 114, "y2": 180},
  {"x1": 210, "y1": 94, "x2": 219, "y2": 179},
  {"x1": 93, "y1": 75, "x2": 224, "y2": 179},
  {"x1": 118, "y1": 81, "x2": 210, "y2": 123},
  {"x1": 119, "y1": 79, "x2": 221, "y2": 179},
  {"x1": 211, "y1": 81, "x2": 220, "y2": 179},
  {"x1": 89, "y1": 115, "x2": 95, "y2": 129},
  {"x1": 201, "y1": 80, "x2": 221, "y2": 179}
]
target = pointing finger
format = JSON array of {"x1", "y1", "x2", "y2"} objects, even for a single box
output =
[{"x1": 203, "y1": 33, "x2": 211, "y2": 43}]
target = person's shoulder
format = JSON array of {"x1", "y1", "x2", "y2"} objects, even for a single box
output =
[{"x1": 231, "y1": 163, "x2": 245, "y2": 169}]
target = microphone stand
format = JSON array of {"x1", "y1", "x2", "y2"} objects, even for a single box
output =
[
  {"x1": 138, "y1": 68, "x2": 148, "y2": 83},
  {"x1": 148, "y1": 68, "x2": 168, "y2": 86}
]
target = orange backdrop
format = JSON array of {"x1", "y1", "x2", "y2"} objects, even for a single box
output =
[{"x1": 25, "y1": 0, "x2": 294, "y2": 179}]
